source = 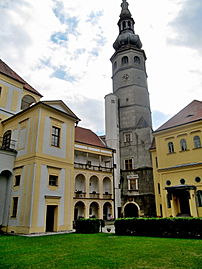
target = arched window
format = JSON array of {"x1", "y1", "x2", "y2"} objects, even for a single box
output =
[
  {"x1": 134, "y1": 56, "x2": 140, "y2": 64},
  {"x1": 180, "y1": 139, "x2": 187, "y2": 151},
  {"x1": 21, "y1": 95, "x2": 36, "y2": 110},
  {"x1": 128, "y1": 21, "x2": 131, "y2": 28},
  {"x1": 2, "y1": 130, "x2": 12, "y2": 149},
  {"x1": 168, "y1": 142, "x2": 174, "y2": 153},
  {"x1": 75, "y1": 174, "x2": 86, "y2": 193},
  {"x1": 113, "y1": 61, "x2": 117, "y2": 70},
  {"x1": 89, "y1": 176, "x2": 99, "y2": 193},
  {"x1": 122, "y1": 56, "x2": 128, "y2": 65},
  {"x1": 123, "y1": 21, "x2": 126, "y2": 29},
  {"x1": 194, "y1": 136, "x2": 201, "y2": 148}
]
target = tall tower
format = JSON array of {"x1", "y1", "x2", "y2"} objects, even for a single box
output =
[{"x1": 105, "y1": 0, "x2": 156, "y2": 217}]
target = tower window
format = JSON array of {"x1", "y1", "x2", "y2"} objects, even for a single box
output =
[
  {"x1": 113, "y1": 61, "x2": 117, "y2": 70},
  {"x1": 124, "y1": 133, "x2": 132, "y2": 142},
  {"x1": 168, "y1": 142, "x2": 174, "y2": 153},
  {"x1": 180, "y1": 139, "x2": 187, "y2": 151},
  {"x1": 128, "y1": 21, "x2": 131, "y2": 28},
  {"x1": 194, "y1": 136, "x2": 201, "y2": 148},
  {"x1": 123, "y1": 21, "x2": 126, "y2": 29},
  {"x1": 134, "y1": 56, "x2": 140, "y2": 64},
  {"x1": 0, "y1": 86, "x2": 2, "y2": 96},
  {"x1": 124, "y1": 159, "x2": 133, "y2": 170},
  {"x1": 128, "y1": 178, "x2": 138, "y2": 190},
  {"x1": 122, "y1": 56, "x2": 128, "y2": 65}
]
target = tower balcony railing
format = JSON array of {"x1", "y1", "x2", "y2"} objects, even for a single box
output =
[
  {"x1": 0, "y1": 137, "x2": 16, "y2": 152},
  {"x1": 74, "y1": 191, "x2": 86, "y2": 198},
  {"x1": 74, "y1": 162, "x2": 112, "y2": 173},
  {"x1": 89, "y1": 192, "x2": 100, "y2": 199},
  {"x1": 103, "y1": 193, "x2": 112, "y2": 199}
]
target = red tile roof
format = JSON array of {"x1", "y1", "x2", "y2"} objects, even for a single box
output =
[
  {"x1": 155, "y1": 100, "x2": 202, "y2": 132},
  {"x1": 75, "y1": 126, "x2": 107, "y2": 148},
  {"x1": 0, "y1": 59, "x2": 42, "y2": 97}
]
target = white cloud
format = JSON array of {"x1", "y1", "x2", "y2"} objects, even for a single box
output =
[{"x1": 1, "y1": 0, "x2": 202, "y2": 133}]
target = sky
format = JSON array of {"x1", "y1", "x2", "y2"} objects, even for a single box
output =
[{"x1": 1, "y1": 0, "x2": 202, "y2": 134}]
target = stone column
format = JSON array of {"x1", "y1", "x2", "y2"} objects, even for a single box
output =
[{"x1": 189, "y1": 190, "x2": 198, "y2": 217}]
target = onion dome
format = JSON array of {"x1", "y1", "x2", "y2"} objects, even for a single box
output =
[{"x1": 113, "y1": 0, "x2": 142, "y2": 51}]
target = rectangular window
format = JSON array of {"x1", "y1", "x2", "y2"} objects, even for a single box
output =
[
  {"x1": 12, "y1": 197, "x2": 18, "y2": 217},
  {"x1": 160, "y1": 204, "x2": 163, "y2": 217},
  {"x1": 51, "y1": 126, "x2": 60, "y2": 147},
  {"x1": 124, "y1": 133, "x2": 132, "y2": 143},
  {"x1": 128, "y1": 178, "x2": 138, "y2": 190},
  {"x1": 49, "y1": 175, "x2": 58, "y2": 186},
  {"x1": 158, "y1": 183, "x2": 161, "y2": 194},
  {"x1": 14, "y1": 175, "x2": 21, "y2": 186},
  {"x1": 155, "y1": 157, "x2": 158, "y2": 168},
  {"x1": 125, "y1": 159, "x2": 133, "y2": 170}
]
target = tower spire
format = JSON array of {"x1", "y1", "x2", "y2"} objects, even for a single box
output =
[
  {"x1": 113, "y1": 0, "x2": 142, "y2": 51},
  {"x1": 120, "y1": 0, "x2": 132, "y2": 19}
]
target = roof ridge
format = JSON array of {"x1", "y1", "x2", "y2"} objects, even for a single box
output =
[{"x1": 0, "y1": 59, "x2": 42, "y2": 97}]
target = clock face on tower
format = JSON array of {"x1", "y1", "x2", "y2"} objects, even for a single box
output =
[{"x1": 122, "y1": 73, "x2": 129, "y2": 80}]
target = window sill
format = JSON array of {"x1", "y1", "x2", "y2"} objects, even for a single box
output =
[
  {"x1": 179, "y1": 149, "x2": 190, "y2": 153},
  {"x1": 193, "y1": 147, "x2": 202, "y2": 150}
]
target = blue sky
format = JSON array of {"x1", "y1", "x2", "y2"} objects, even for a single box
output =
[{"x1": 1, "y1": 0, "x2": 202, "y2": 134}]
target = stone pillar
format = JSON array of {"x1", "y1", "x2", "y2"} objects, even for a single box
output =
[
  {"x1": 86, "y1": 175, "x2": 90, "y2": 198},
  {"x1": 189, "y1": 190, "x2": 198, "y2": 217}
]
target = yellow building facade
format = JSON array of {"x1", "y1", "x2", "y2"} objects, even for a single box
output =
[
  {"x1": 74, "y1": 127, "x2": 114, "y2": 221},
  {"x1": 0, "y1": 59, "x2": 114, "y2": 234},
  {"x1": 151, "y1": 100, "x2": 202, "y2": 217}
]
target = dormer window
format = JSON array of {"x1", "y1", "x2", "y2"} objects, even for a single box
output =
[
  {"x1": 21, "y1": 95, "x2": 36, "y2": 110},
  {"x1": 122, "y1": 56, "x2": 128, "y2": 65}
]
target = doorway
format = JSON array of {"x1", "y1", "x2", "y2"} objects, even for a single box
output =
[
  {"x1": 178, "y1": 191, "x2": 190, "y2": 215},
  {"x1": 124, "y1": 203, "x2": 139, "y2": 218},
  {"x1": 46, "y1": 205, "x2": 57, "y2": 232}
]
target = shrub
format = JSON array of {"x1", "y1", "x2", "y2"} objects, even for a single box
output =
[
  {"x1": 114, "y1": 218, "x2": 202, "y2": 239},
  {"x1": 75, "y1": 219, "x2": 103, "y2": 234}
]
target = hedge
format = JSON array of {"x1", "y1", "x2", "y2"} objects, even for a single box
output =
[
  {"x1": 114, "y1": 218, "x2": 202, "y2": 239},
  {"x1": 75, "y1": 219, "x2": 105, "y2": 234}
]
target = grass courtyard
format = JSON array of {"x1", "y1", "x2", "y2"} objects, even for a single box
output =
[{"x1": 0, "y1": 233, "x2": 202, "y2": 269}]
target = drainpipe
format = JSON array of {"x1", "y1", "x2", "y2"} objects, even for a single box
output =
[{"x1": 112, "y1": 150, "x2": 116, "y2": 220}]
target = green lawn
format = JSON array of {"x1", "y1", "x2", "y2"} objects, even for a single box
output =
[{"x1": 0, "y1": 233, "x2": 202, "y2": 269}]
